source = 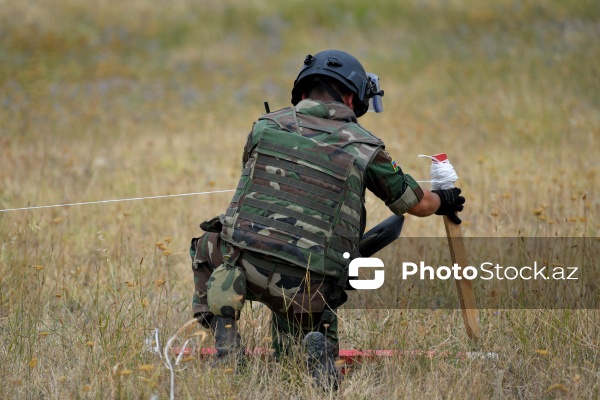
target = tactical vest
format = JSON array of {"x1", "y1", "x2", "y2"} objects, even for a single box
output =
[{"x1": 220, "y1": 106, "x2": 383, "y2": 279}]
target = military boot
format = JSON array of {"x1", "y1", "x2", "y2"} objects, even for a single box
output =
[
  {"x1": 210, "y1": 316, "x2": 246, "y2": 371},
  {"x1": 194, "y1": 311, "x2": 214, "y2": 329},
  {"x1": 302, "y1": 331, "x2": 342, "y2": 391}
]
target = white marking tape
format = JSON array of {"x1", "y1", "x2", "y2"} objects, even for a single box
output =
[{"x1": 0, "y1": 189, "x2": 236, "y2": 213}]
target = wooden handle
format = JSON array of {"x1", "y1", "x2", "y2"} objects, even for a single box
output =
[{"x1": 443, "y1": 215, "x2": 481, "y2": 342}]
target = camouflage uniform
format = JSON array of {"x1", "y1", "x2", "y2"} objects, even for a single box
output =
[
  {"x1": 191, "y1": 99, "x2": 423, "y2": 354},
  {"x1": 191, "y1": 231, "x2": 339, "y2": 354}
]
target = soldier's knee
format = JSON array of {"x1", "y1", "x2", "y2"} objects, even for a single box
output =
[{"x1": 207, "y1": 263, "x2": 247, "y2": 319}]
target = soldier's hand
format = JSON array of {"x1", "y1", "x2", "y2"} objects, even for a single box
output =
[{"x1": 432, "y1": 188, "x2": 465, "y2": 224}]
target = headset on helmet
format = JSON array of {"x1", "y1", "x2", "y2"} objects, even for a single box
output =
[{"x1": 291, "y1": 50, "x2": 384, "y2": 118}]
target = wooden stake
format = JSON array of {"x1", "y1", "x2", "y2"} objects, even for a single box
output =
[{"x1": 443, "y1": 215, "x2": 481, "y2": 341}]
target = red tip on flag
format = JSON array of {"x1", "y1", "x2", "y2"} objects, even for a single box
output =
[{"x1": 432, "y1": 153, "x2": 447, "y2": 163}]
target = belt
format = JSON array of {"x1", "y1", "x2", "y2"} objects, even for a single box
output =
[{"x1": 242, "y1": 251, "x2": 328, "y2": 281}]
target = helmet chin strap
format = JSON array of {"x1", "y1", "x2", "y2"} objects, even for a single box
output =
[{"x1": 309, "y1": 77, "x2": 345, "y2": 104}]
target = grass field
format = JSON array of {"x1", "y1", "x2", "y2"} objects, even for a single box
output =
[{"x1": 1, "y1": 0, "x2": 599, "y2": 398}]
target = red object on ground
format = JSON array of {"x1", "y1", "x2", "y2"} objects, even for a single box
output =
[{"x1": 172, "y1": 347, "x2": 495, "y2": 374}]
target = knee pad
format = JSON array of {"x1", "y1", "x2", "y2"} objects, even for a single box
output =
[{"x1": 207, "y1": 264, "x2": 246, "y2": 319}]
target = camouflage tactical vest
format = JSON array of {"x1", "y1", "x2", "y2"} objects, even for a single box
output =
[{"x1": 220, "y1": 101, "x2": 384, "y2": 279}]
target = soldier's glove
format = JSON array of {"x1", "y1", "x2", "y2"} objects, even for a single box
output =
[
  {"x1": 200, "y1": 216, "x2": 223, "y2": 233},
  {"x1": 432, "y1": 188, "x2": 465, "y2": 225}
]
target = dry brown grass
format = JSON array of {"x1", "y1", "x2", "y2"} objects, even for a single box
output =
[{"x1": 1, "y1": 0, "x2": 599, "y2": 398}]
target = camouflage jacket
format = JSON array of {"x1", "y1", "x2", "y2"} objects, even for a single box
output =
[{"x1": 220, "y1": 100, "x2": 423, "y2": 278}]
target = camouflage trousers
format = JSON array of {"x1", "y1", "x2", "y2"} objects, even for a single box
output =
[{"x1": 191, "y1": 232, "x2": 340, "y2": 354}]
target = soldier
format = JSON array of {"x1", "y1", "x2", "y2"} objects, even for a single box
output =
[{"x1": 190, "y1": 50, "x2": 465, "y2": 390}]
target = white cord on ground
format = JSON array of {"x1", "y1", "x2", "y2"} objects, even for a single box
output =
[
  {"x1": 163, "y1": 318, "x2": 200, "y2": 400},
  {"x1": 0, "y1": 189, "x2": 236, "y2": 213},
  {"x1": 143, "y1": 328, "x2": 163, "y2": 358}
]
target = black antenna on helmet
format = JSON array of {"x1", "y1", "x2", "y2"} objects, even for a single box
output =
[{"x1": 264, "y1": 101, "x2": 271, "y2": 113}]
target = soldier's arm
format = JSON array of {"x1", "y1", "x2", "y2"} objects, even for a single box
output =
[
  {"x1": 365, "y1": 149, "x2": 424, "y2": 216},
  {"x1": 406, "y1": 189, "x2": 441, "y2": 217},
  {"x1": 366, "y1": 149, "x2": 461, "y2": 219}
]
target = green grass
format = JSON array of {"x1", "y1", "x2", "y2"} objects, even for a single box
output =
[{"x1": 0, "y1": 0, "x2": 599, "y2": 398}]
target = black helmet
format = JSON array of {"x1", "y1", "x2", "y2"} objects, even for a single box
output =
[{"x1": 291, "y1": 50, "x2": 381, "y2": 118}]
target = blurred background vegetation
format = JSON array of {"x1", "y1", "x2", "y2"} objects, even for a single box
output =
[{"x1": 3, "y1": 0, "x2": 599, "y2": 142}]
